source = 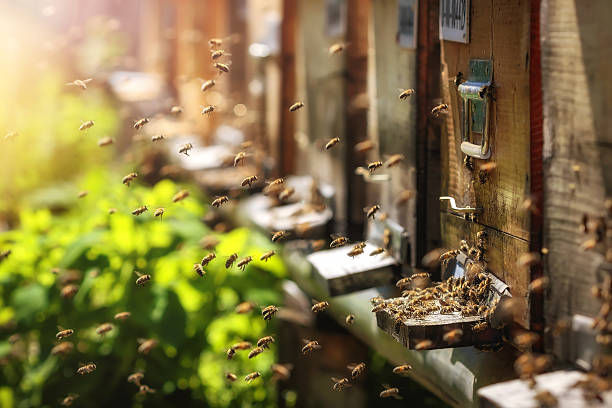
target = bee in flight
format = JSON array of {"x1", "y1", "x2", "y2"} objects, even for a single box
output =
[
  {"x1": 154, "y1": 208, "x2": 165, "y2": 220},
  {"x1": 137, "y1": 338, "x2": 158, "y2": 354},
  {"x1": 201, "y1": 252, "x2": 216, "y2": 267},
  {"x1": 248, "y1": 347, "x2": 265, "y2": 359},
  {"x1": 211, "y1": 196, "x2": 229, "y2": 208},
  {"x1": 114, "y1": 312, "x2": 131, "y2": 321},
  {"x1": 241, "y1": 175, "x2": 258, "y2": 188},
  {"x1": 79, "y1": 120, "x2": 94, "y2": 131},
  {"x1": 96, "y1": 323, "x2": 113, "y2": 336},
  {"x1": 66, "y1": 78, "x2": 92, "y2": 90},
  {"x1": 237, "y1": 256, "x2": 253, "y2": 271},
  {"x1": 179, "y1": 143, "x2": 193, "y2": 156},
  {"x1": 56, "y1": 328, "x2": 74, "y2": 340},
  {"x1": 172, "y1": 190, "x2": 189, "y2": 203},
  {"x1": 262, "y1": 305, "x2": 278, "y2": 321},
  {"x1": 260, "y1": 250, "x2": 276, "y2": 262},
  {"x1": 211, "y1": 49, "x2": 231, "y2": 59},
  {"x1": 368, "y1": 161, "x2": 383, "y2": 173},
  {"x1": 325, "y1": 137, "x2": 340, "y2": 150},
  {"x1": 289, "y1": 101, "x2": 304, "y2": 112},
  {"x1": 200, "y1": 79, "x2": 216, "y2": 92},
  {"x1": 330, "y1": 234, "x2": 349, "y2": 248},
  {"x1": 272, "y1": 230, "x2": 288, "y2": 242},
  {"x1": 170, "y1": 106, "x2": 182, "y2": 115},
  {"x1": 77, "y1": 362, "x2": 97, "y2": 375},
  {"x1": 347, "y1": 246, "x2": 364, "y2": 258},
  {"x1": 226, "y1": 253, "x2": 238, "y2": 269},
  {"x1": 225, "y1": 373, "x2": 237, "y2": 382},
  {"x1": 244, "y1": 372, "x2": 261, "y2": 383},
  {"x1": 132, "y1": 206, "x2": 148, "y2": 216},
  {"x1": 234, "y1": 151, "x2": 247, "y2": 167},
  {"x1": 379, "y1": 385, "x2": 401, "y2": 399},
  {"x1": 392, "y1": 364, "x2": 413, "y2": 375},
  {"x1": 134, "y1": 271, "x2": 151, "y2": 286},
  {"x1": 235, "y1": 301, "x2": 255, "y2": 314},
  {"x1": 348, "y1": 362, "x2": 366, "y2": 379},
  {"x1": 398, "y1": 88, "x2": 415, "y2": 100},
  {"x1": 431, "y1": 103, "x2": 448, "y2": 117},
  {"x1": 365, "y1": 204, "x2": 380, "y2": 220},
  {"x1": 201, "y1": 105, "x2": 215, "y2": 115},
  {"x1": 193, "y1": 263, "x2": 205, "y2": 277},
  {"x1": 98, "y1": 137, "x2": 114, "y2": 147},
  {"x1": 345, "y1": 314, "x2": 355, "y2": 325},
  {"x1": 60, "y1": 394, "x2": 79, "y2": 406},
  {"x1": 122, "y1": 172, "x2": 138, "y2": 186},
  {"x1": 328, "y1": 42, "x2": 348, "y2": 55},
  {"x1": 257, "y1": 336, "x2": 275, "y2": 348},
  {"x1": 213, "y1": 62, "x2": 231, "y2": 74},
  {"x1": 133, "y1": 118, "x2": 149, "y2": 129},
  {"x1": 331, "y1": 377, "x2": 351, "y2": 391},
  {"x1": 301, "y1": 339, "x2": 322, "y2": 355},
  {"x1": 311, "y1": 301, "x2": 329, "y2": 313}
]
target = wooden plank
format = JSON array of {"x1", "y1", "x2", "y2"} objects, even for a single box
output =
[
  {"x1": 440, "y1": 212, "x2": 530, "y2": 327},
  {"x1": 540, "y1": 0, "x2": 612, "y2": 361},
  {"x1": 370, "y1": 0, "x2": 419, "y2": 263},
  {"x1": 279, "y1": 0, "x2": 298, "y2": 176},
  {"x1": 439, "y1": 0, "x2": 531, "y2": 241}
]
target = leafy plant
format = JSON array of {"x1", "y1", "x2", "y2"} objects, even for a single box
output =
[{"x1": 0, "y1": 169, "x2": 286, "y2": 407}]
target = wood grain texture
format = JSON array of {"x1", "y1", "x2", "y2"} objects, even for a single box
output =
[
  {"x1": 370, "y1": 0, "x2": 418, "y2": 264},
  {"x1": 279, "y1": 0, "x2": 297, "y2": 176},
  {"x1": 441, "y1": 212, "x2": 530, "y2": 327},
  {"x1": 540, "y1": 0, "x2": 612, "y2": 361},
  {"x1": 440, "y1": 0, "x2": 531, "y2": 241}
]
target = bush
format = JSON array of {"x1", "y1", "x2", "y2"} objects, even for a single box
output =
[{"x1": 0, "y1": 169, "x2": 286, "y2": 407}]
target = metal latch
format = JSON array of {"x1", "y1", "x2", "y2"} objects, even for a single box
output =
[
  {"x1": 440, "y1": 196, "x2": 483, "y2": 217},
  {"x1": 458, "y1": 59, "x2": 493, "y2": 159}
]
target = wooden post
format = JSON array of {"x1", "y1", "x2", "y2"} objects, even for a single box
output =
[
  {"x1": 344, "y1": 0, "x2": 369, "y2": 238},
  {"x1": 279, "y1": 0, "x2": 297, "y2": 176}
]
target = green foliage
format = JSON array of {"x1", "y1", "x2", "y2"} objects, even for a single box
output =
[{"x1": 0, "y1": 170, "x2": 286, "y2": 407}]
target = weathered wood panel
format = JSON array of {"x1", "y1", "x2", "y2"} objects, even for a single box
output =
[
  {"x1": 370, "y1": 0, "x2": 419, "y2": 264},
  {"x1": 440, "y1": 0, "x2": 531, "y2": 241},
  {"x1": 540, "y1": 0, "x2": 612, "y2": 361},
  {"x1": 439, "y1": 0, "x2": 532, "y2": 328},
  {"x1": 279, "y1": 0, "x2": 298, "y2": 175},
  {"x1": 440, "y1": 212, "x2": 530, "y2": 326}
]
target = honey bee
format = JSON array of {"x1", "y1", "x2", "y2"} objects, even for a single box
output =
[
  {"x1": 517, "y1": 252, "x2": 541, "y2": 268},
  {"x1": 443, "y1": 328, "x2": 463, "y2": 344},
  {"x1": 278, "y1": 187, "x2": 295, "y2": 201},
  {"x1": 431, "y1": 103, "x2": 448, "y2": 117},
  {"x1": 237, "y1": 256, "x2": 253, "y2": 270},
  {"x1": 77, "y1": 362, "x2": 97, "y2": 375},
  {"x1": 200, "y1": 252, "x2": 216, "y2": 267},
  {"x1": 344, "y1": 313, "x2": 356, "y2": 326},
  {"x1": 137, "y1": 338, "x2": 158, "y2": 354},
  {"x1": 226, "y1": 347, "x2": 236, "y2": 360},
  {"x1": 231, "y1": 341, "x2": 251, "y2": 351},
  {"x1": 262, "y1": 305, "x2": 279, "y2": 321},
  {"x1": 370, "y1": 247, "x2": 386, "y2": 256},
  {"x1": 79, "y1": 120, "x2": 94, "y2": 131},
  {"x1": 241, "y1": 175, "x2": 258, "y2": 188},
  {"x1": 201, "y1": 79, "x2": 216, "y2": 92},
  {"x1": 138, "y1": 385, "x2": 155, "y2": 395},
  {"x1": 151, "y1": 134, "x2": 165, "y2": 142},
  {"x1": 235, "y1": 301, "x2": 255, "y2": 314},
  {"x1": 233, "y1": 151, "x2": 247, "y2": 166},
  {"x1": 354, "y1": 139, "x2": 375, "y2": 153},
  {"x1": 60, "y1": 394, "x2": 79, "y2": 406},
  {"x1": 209, "y1": 38, "x2": 223, "y2": 48},
  {"x1": 66, "y1": 78, "x2": 92, "y2": 90},
  {"x1": 60, "y1": 284, "x2": 79, "y2": 299},
  {"x1": 289, "y1": 101, "x2": 304, "y2": 112},
  {"x1": 312, "y1": 301, "x2": 329, "y2": 313},
  {"x1": 211, "y1": 49, "x2": 231, "y2": 59},
  {"x1": 134, "y1": 271, "x2": 151, "y2": 286},
  {"x1": 395, "y1": 190, "x2": 414, "y2": 206},
  {"x1": 383, "y1": 228, "x2": 392, "y2": 250},
  {"x1": 172, "y1": 190, "x2": 189, "y2": 203},
  {"x1": 330, "y1": 235, "x2": 349, "y2": 248},
  {"x1": 272, "y1": 230, "x2": 287, "y2": 242},
  {"x1": 257, "y1": 335, "x2": 275, "y2": 348},
  {"x1": 398, "y1": 88, "x2": 416, "y2": 100},
  {"x1": 97, "y1": 137, "x2": 114, "y2": 147},
  {"x1": 439, "y1": 249, "x2": 459, "y2": 263},
  {"x1": 225, "y1": 372, "x2": 237, "y2": 382},
  {"x1": 347, "y1": 246, "x2": 364, "y2": 257},
  {"x1": 534, "y1": 390, "x2": 558, "y2": 408},
  {"x1": 331, "y1": 377, "x2": 351, "y2": 391},
  {"x1": 133, "y1": 118, "x2": 149, "y2": 129},
  {"x1": 514, "y1": 331, "x2": 540, "y2": 348},
  {"x1": 385, "y1": 154, "x2": 405, "y2": 168},
  {"x1": 244, "y1": 372, "x2": 261, "y2": 382},
  {"x1": 77, "y1": 190, "x2": 88, "y2": 198},
  {"x1": 325, "y1": 137, "x2": 340, "y2": 150},
  {"x1": 56, "y1": 328, "x2": 74, "y2": 340},
  {"x1": 414, "y1": 339, "x2": 433, "y2": 350},
  {"x1": 328, "y1": 42, "x2": 347, "y2": 55},
  {"x1": 179, "y1": 143, "x2": 193, "y2": 156},
  {"x1": 154, "y1": 208, "x2": 165, "y2": 220},
  {"x1": 132, "y1": 205, "x2": 148, "y2": 216},
  {"x1": 248, "y1": 346, "x2": 265, "y2": 359},
  {"x1": 96, "y1": 323, "x2": 113, "y2": 336},
  {"x1": 392, "y1": 364, "x2": 413, "y2": 375},
  {"x1": 528, "y1": 277, "x2": 550, "y2": 293},
  {"x1": 271, "y1": 363, "x2": 293, "y2": 382},
  {"x1": 214, "y1": 62, "x2": 231, "y2": 73},
  {"x1": 211, "y1": 195, "x2": 229, "y2": 208},
  {"x1": 170, "y1": 106, "x2": 182, "y2": 115},
  {"x1": 193, "y1": 263, "x2": 205, "y2": 277},
  {"x1": 365, "y1": 204, "x2": 380, "y2": 219},
  {"x1": 301, "y1": 339, "x2": 322, "y2": 355},
  {"x1": 260, "y1": 250, "x2": 276, "y2": 262},
  {"x1": 108, "y1": 208, "x2": 117, "y2": 214},
  {"x1": 348, "y1": 362, "x2": 366, "y2": 379},
  {"x1": 114, "y1": 311, "x2": 131, "y2": 321},
  {"x1": 51, "y1": 341, "x2": 74, "y2": 356},
  {"x1": 122, "y1": 172, "x2": 138, "y2": 186},
  {"x1": 472, "y1": 321, "x2": 488, "y2": 332},
  {"x1": 226, "y1": 253, "x2": 238, "y2": 269},
  {"x1": 201, "y1": 105, "x2": 215, "y2": 115},
  {"x1": 368, "y1": 161, "x2": 383, "y2": 173},
  {"x1": 379, "y1": 386, "x2": 401, "y2": 399}
]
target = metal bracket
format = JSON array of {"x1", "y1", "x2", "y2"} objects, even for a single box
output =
[
  {"x1": 458, "y1": 59, "x2": 493, "y2": 159},
  {"x1": 440, "y1": 196, "x2": 483, "y2": 215}
]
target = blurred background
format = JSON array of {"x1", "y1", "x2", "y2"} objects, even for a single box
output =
[{"x1": 0, "y1": 1, "x2": 446, "y2": 407}]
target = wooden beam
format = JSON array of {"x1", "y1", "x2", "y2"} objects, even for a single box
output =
[{"x1": 279, "y1": 0, "x2": 297, "y2": 176}]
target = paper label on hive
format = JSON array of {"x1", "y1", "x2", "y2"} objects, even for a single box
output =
[
  {"x1": 439, "y1": 0, "x2": 470, "y2": 43},
  {"x1": 306, "y1": 243, "x2": 397, "y2": 278}
]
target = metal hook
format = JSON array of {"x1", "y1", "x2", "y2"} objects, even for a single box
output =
[{"x1": 440, "y1": 196, "x2": 483, "y2": 214}]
